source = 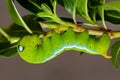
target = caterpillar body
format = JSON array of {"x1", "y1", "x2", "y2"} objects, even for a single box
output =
[{"x1": 17, "y1": 28, "x2": 111, "y2": 64}]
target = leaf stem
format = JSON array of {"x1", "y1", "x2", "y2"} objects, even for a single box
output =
[
  {"x1": 0, "y1": 27, "x2": 20, "y2": 44},
  {"x1": 0, "y1": 27, "x2": 9, "y2": 39}
]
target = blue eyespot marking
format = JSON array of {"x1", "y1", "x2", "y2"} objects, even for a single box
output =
[{"x1": 18, "y1": 45, "x2": 24, "y2": 52}]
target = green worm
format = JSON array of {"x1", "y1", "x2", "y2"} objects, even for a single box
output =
[{"x1": 17, "y1": 28, "x2": 111, "y2": 64}]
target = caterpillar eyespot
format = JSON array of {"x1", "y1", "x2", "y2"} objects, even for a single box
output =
[
  {"x1": 17, "y1": 28, "x2": 111, "y2": 64},
  {"x1": 18, "y1": 45, "x2": 24, "y2": 52}
]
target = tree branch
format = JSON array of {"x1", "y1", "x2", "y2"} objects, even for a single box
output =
[{"x1": 39, "y1": 21, "x2": 120, "y2": 39}]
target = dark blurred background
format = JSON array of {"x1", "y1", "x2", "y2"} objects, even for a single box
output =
[{"x1": 0, "y1": 0, "x2": 120, "y2": 80}]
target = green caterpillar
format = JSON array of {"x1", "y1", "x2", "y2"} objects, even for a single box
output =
[{"x1": 17, "y1": 28, "x2": 111, "y2": 64}]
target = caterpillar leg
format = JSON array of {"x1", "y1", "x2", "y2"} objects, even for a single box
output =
[{"x1": 104, "y1": 55, "x2": 112, "y2": 59}]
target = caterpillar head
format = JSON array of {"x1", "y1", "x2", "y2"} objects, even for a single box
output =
[{"x1": 17, "y1": 35, "x2": 44, "y2": 64}]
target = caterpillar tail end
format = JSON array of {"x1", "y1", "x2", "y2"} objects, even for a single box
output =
[{"x1": 104, "y1": 55, "x2": 112, "y2": 59}]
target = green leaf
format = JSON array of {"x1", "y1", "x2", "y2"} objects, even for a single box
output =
[
  {"x1": 58, "y1": 0, "x2": 101, "y2": 27},
  {"x1": 0, "y1": 31, "x2": 18, "y2": 57},
  {"x1": 59, "y1": 0, "x2": 77, "y2": 23},
  {"x1": 111, "y1": 40, "x2": 120, "y2": 69},
  {"x1": 36, "y1": 3, "x2": 55, "y2": 20},
  {"x1": 21, "y1": 15, "x2": 43, "y2": 33},
  {"x1": 88, "y1": 0, "x2": 104, "y2": 8},
  {"x1": 104, "y1": 10, "x2": 120, "y2": 24},
  {"x1": 88, "y1": 0, "x2": 100, "y2": 21},
  {"x1": 96, "y1": 10, "x2": 120, "y2": 24},
  {"x1": 50, "y1": 0, "x2": 57, "y2": 15},
  {"x1": 88, "y1": 0, "x2": 120, "y2": 25},
  {"x1": 88, "y1": 0, "x2": 107, "y2": 28},
  {"x1": 76, "y1": 0, "x2": 89, "y2": 19},
  {"x1": 16, "y1": 0, "x2": 53, "y2": 14},
  {"x1": 41, "y1": 3, "x2": 53, "y2": 15},
  {"x1": 0, "y1": 42, "x2": 17, "y2": 57},
  {"x1": 104, "y1": 1, "x2": 120, "y2": 12},
  {"x1": 0, "y1": 27, "x2": 20, "y2": 44},
  {"x1": 58, "y1": 0, "x2": 90, "y2": 22},
  {"x1": 97, "y1": 0, "x2": 107, "y2": 29},
  {"x1": 6, "y1": 0, "x2": 32, "y2": 33},
  {"x1": 102, "y1": 1, "x2": 120, "y2": 24},
  {"x1": 17, "y1": 0, "x2": 64, "y2": 25}
]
